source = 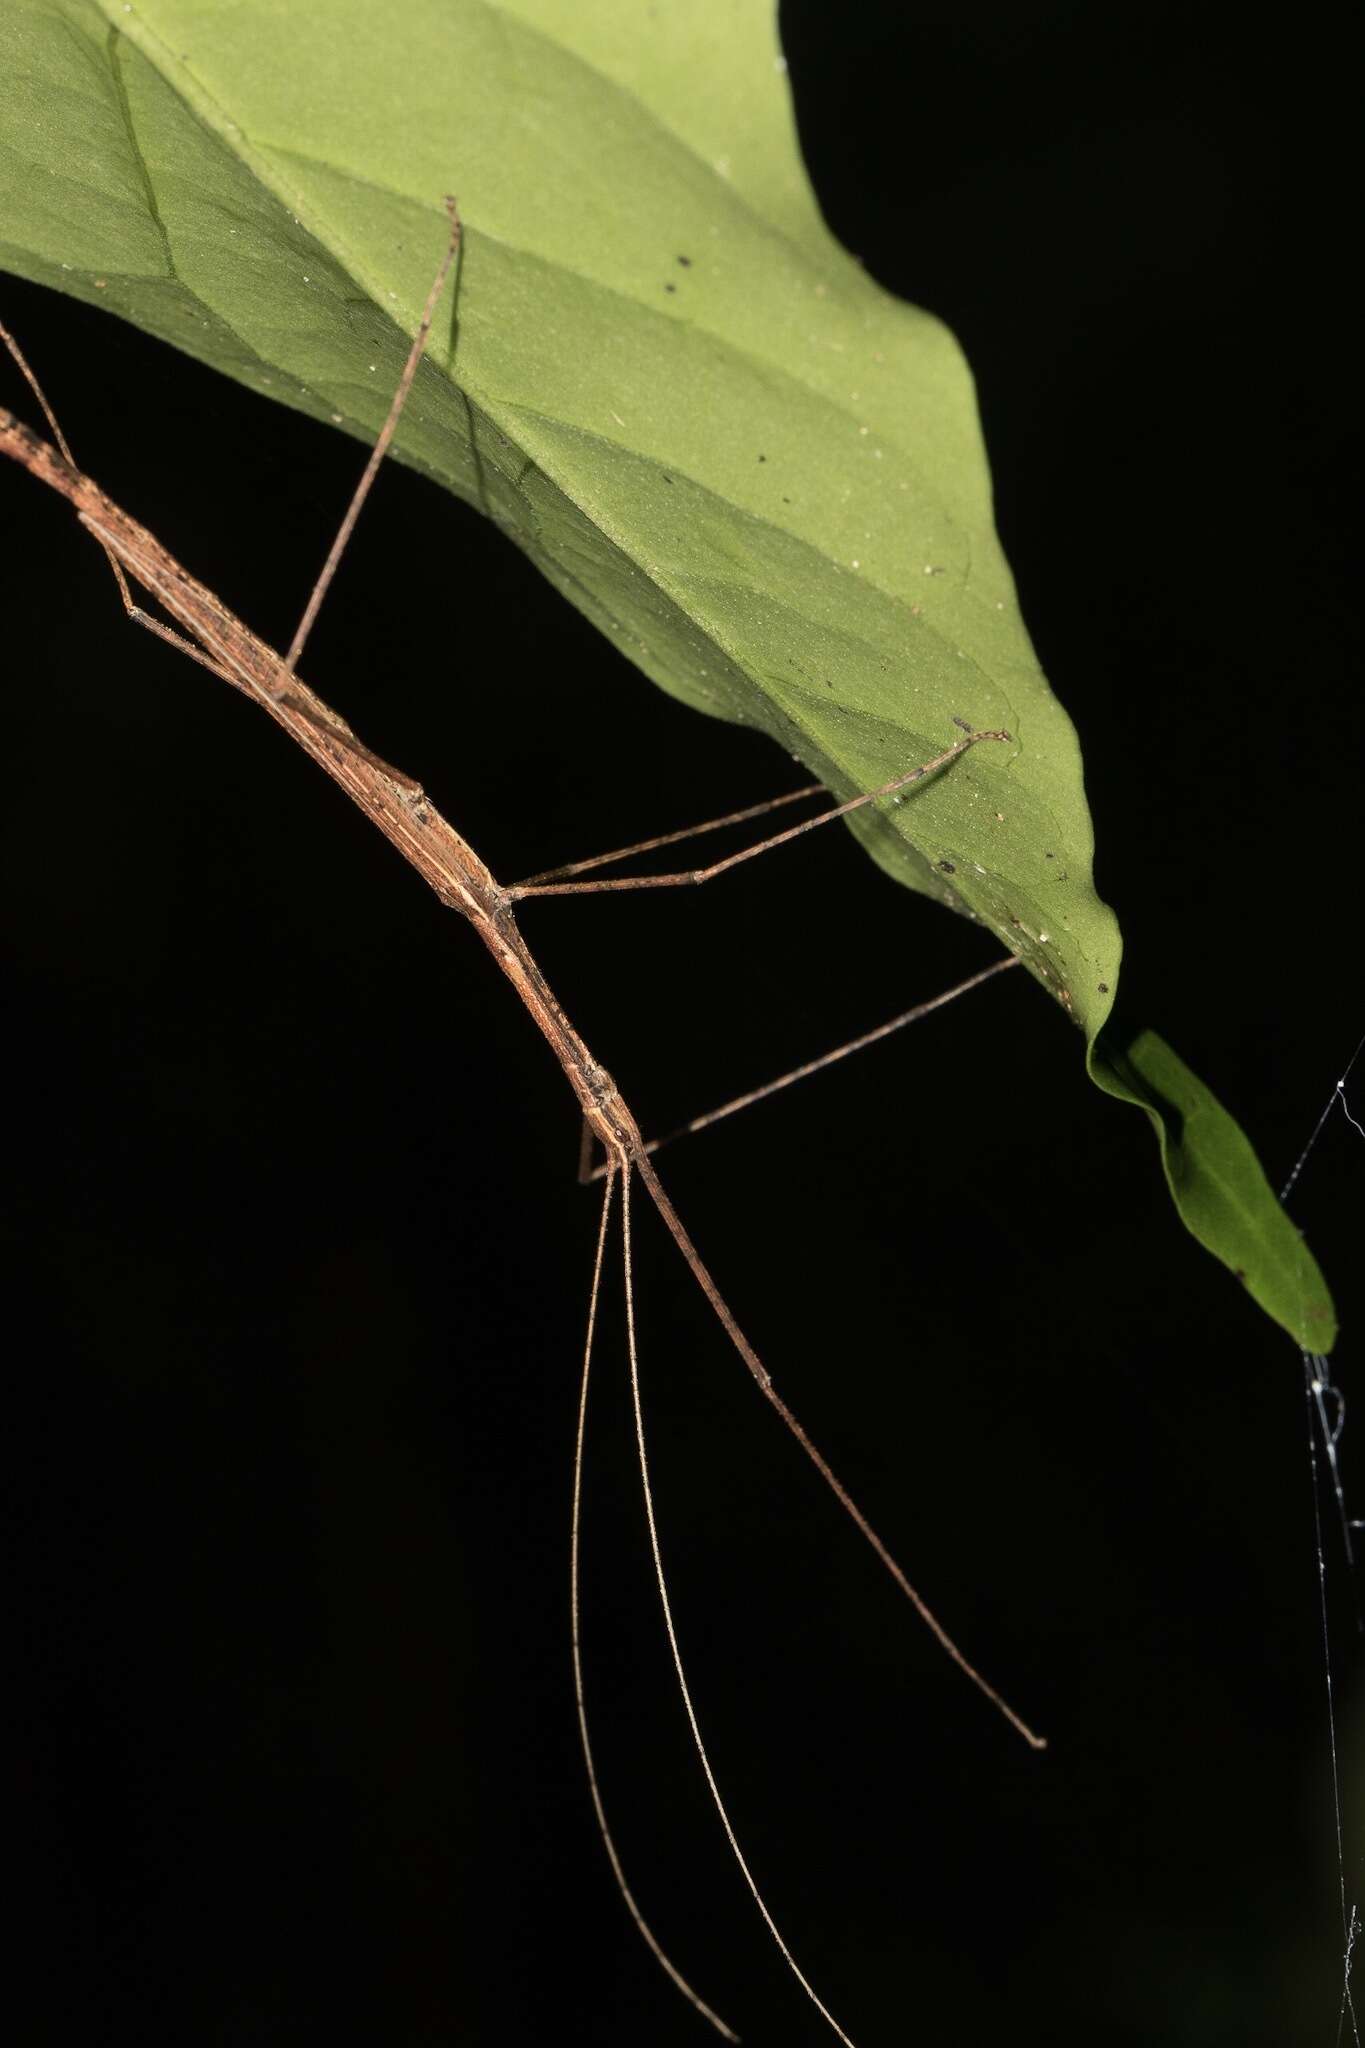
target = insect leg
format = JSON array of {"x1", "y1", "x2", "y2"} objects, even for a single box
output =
[{"x1": 508, "y1": 728, "x2": 1011, "y2": 901}]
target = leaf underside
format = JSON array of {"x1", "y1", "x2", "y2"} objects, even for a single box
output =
[{"x1": 0, "y1": 0, "x2": 1334, "y2": 1348}]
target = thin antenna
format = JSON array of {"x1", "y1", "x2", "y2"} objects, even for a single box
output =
[
  {"x1": 621, "y1": 1170, "x2": 862, "y2": 2047},
  {"x1": 284, "y1": 197, "x2": 462, "y2": 674},
  {"x1": 571, "y1": 1166, "x2": 739, "y2": 2041}
]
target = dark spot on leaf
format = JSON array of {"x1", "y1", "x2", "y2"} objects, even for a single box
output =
[
  {"x1": 662, "y1": 474, "x2": 674, "y2": 485},
  {"x1": 1098, "y1": 982, "x2": 1109, "y2": 993},
  {"x1": 937, "y1": 860, "x2": 956, "y2": 873},
  {"x1": 951, "y1": 715, "x2": 973, "y2": 733},
  {"x1": 1045, "y1": 851, "x2": 1055, "y2": 859},
  {"x1": 664, "y1": 282, "x2": 677, "y2": 293},
  {"x1": 677, "y1": 254, "x2": 692, "y2": 266},
  {"x1": 1235, "y1": 1268, "x2": 1248, "y2": 1282},
  {"x1": 758, "y1": 453, "x2": 766, "y2": 462}
]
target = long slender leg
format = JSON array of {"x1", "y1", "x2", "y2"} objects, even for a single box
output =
[
  {"x1": 284, "y1": 197, "x2": 463, "y2": 675},
  {"x1": 571, "y1": 1165, "x2": 739, "y2": 2042},
  {"x1": 520, "y1": 781, "x2": 824, "y2": 888},
  {"x1": 123, "y1": 604, "x2": 258, "y2": 695},
  {"x1": 621, "y1": 1169, "x2": 863, "y2": 2048},
  {"x1": 0, "y1": 316, "x2": 134, "y2": 616},
  {"x1": 633, "y1": 1152, "x2": 1046, "y2": 1750},
  {"x1": 590, "y1": 955, "x2": 1020, "y2": 1174},
  {"x1": 0, "y1": 320, "x2": 236, "y2": 697},
  {"x1": 79, "y1": 509, "x2": 432, "y2": 797},
  {"x1": 1, "y1": 319, "x2": 282, "y2": 698},
  {"x1": 509, "y1": 727, "x2": 1010, "y2": 900}
]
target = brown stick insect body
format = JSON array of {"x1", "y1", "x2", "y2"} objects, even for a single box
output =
[{"x1": 1, "y1": 203, "x2": 1037, "y2": 2045}]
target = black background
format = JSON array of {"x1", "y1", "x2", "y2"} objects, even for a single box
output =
[{"x1": 4, "y1": 5, "x2": 1361, "y2": 2043}]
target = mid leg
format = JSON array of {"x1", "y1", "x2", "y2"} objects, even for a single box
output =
[{"x1": 509, "y1": 727, "x2": 1011, "y2": 901}]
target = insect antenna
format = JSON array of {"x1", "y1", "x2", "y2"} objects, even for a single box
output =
[
  {"x1": 621, "y1": 1169, "x2": 865, "y2": 2046},
  {"x1": 572, "y1": 1165, "x2": 739, "y2": 2040}
]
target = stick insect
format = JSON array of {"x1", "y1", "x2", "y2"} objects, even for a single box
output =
[{"x1": 2, "y1": 204, "x2": 1042, "y2": 2044}]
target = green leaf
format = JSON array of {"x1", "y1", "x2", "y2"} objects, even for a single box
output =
[
  {"x1": 1089, "y1": 1028, "x2": 1334, "y2": 1352},
  {"x1": 0, "y1": 0, "x2": 1335, "y2": 1349}
]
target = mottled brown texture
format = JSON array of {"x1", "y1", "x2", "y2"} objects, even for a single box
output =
[{"x1": 0, "y1": 396, "x2": 1040, "y2": 1752}]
